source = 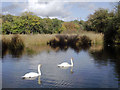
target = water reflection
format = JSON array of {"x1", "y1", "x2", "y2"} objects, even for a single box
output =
[
  {"x1": 2, "y1": 45, "x2": 51, "y2": 58},
  {"x1": 22, "y1": 76, "x2": 38, "y2": 80},
  {"x1": 2, "y1": 42, "x2": 91, "y2": 58},
  {"x1": 2, "y1": 43, "x2": 120, "y2": 88},
  {"x1": 22, "y1": 76, "x2": 41, "y2": 85},
  {"x1": 2, "y1": 41, "x2": 120, "y2": 88},
  {"x1": 89, "y1": 45, "x2": 120, "y2": 86},
  {"x1": 49, "y1": 45, "x2": 90, "y2": 53},
  {"x1": 58, "y1": 67, "x2": 74, "y2": 74}
]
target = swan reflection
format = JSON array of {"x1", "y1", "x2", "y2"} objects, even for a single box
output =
[
  {"x1": 59, "y1": 66, "x2": 74, "y2": 74},
  {"x1": 22, "y1": 76, "x2": 41, "y2": 84}
]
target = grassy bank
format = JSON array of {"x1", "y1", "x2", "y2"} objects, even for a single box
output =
[
  {"x1": 1, "y1": 31, "x2": 103, "y2": 57},
  {"x1": 1, "y1": 31, "x2": 103, "y2": 47},
  {"x1": 2, "y1": 34, "x2": 55, "y2": 48}
]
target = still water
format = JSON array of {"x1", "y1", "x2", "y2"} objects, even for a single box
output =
[{"x1": 1, "y1": 45, "x2": 120, "y2": 88}]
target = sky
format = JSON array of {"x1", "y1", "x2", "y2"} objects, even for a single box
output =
[{"x1": 1, "y1": 0, "x2": 118, "y2": 21}]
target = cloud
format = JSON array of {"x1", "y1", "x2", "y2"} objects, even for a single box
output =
[
  {"x1": 70, "y1": 2, "x2": 97, "y2": 12},
  {"x1": 23, "y1": 0, "x2": 71, "y2": 17},
  {"x1": 2, "y1": 1, "x2": 114, "y2": 21},
  {"x1": 2, "y1": 2, "x2": 28, "y2": 15}
]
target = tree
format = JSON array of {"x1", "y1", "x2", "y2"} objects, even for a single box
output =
[
  {"x1": 104, "y1": 2, "x2": 120, "y2": 45},
  {"x1": 86, "y1": 8, "x2": 114, "y2": 33}
]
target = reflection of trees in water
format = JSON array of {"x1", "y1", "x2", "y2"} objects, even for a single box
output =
[
  {"x1": 49, "y1": 44, "x2": 90, "y2": 53},
  {"x1": 89, "y1": 46, "x2": 120, "y2": 85},
  {"x1": 2, "y1": 45, "x2": 52, "y2": 58}
]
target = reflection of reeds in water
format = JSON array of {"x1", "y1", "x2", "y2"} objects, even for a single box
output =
[
  {"x1": 2, "y1": 35, "x2": 24, "y2": 58},
  {"x1": 9, "y1": 35, "x2": 24, "y2": 51},
  {"x1": 1, "y1": 33, "x2": 103, "y2": 57},
  {"x1": 89, "y1": 45, "x2": 103, "y2": 52},
  {"x1": 48, "y1": 35, "x2": 91, "y2": 53},
  {"x1": 2, "y1": 38, "x2": 10, "y2": 57},
  {"x1": 2, "y1": 34, "x2": 53, "y2": 57}
]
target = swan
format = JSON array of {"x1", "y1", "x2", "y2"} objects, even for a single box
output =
[
  {"x1": 58, "y1": 58, "x2": 73, "y2": 67},
  {"x1": 22, "y1": 64, "x2": 42, "y2": 79}
]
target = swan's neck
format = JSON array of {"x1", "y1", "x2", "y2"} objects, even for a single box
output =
[
  {"x1": 71, "y1": 59, "x2": 73, "y2": 66},
  {"x1": 38, "y1": 65, "x2": 41, "y2": 75}
]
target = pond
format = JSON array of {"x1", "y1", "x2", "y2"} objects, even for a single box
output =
[{"x1": 1, "y1": 45, "x2": 120, "y2": 88}]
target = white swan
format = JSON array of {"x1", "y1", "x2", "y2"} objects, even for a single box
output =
[
  {"x1": 22, "y1": 64, "x2": 41, "y2": 79},
  {"x1": 58, "y1": 58, "x2": 73, "y2": 67}
]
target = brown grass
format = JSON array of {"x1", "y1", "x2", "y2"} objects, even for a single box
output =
[
  {"x1": 2, "y1": 34, "x2": 55, "y2": 48},
  {"x1": 1, "y1": 34, "x2": 55, "y2": 56},
  {"x1": 48, "y1": 34, "x2": 91, "y2": 47},
  {"x1": 1, "y1": 31, "x2": 103, "y2": 48},
  {"x1": 75, "y1": 31, "x2": 104, "y2": 45},
  {"x1": 1, "y1": 32, "x2": 103, "y2": 56}
]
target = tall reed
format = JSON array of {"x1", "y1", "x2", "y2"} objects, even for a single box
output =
[
  {"x1": 48, "y1": 35, "x2": 91, "y2": 47},
  {"x1": 9, "y1": 34, "x2": 24, "y2": 51}
]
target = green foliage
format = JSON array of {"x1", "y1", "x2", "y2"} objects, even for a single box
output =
[
  {"x1": 86, "y1": 8, "x2": 114, "y2": 33},
  {"x1": 61, "y1": 22, "x2": 81, "y2": 34},
  {"x1": 85, "y1": 3, "x2": 120, "y2": 45},
  {"x1": 104, "y1": 2, "x2": 120, "y2": 45},
  {"x1": 2, "y1": 12, "x2": 63, "y2": 34},
  {"x1": 2, "y1": 12, "x2": 85, "y2": 34}
]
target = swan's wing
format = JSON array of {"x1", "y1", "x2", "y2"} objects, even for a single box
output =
[
  {"x1": 58, "y1": 62, "x2": 70, "y2": 67},
  {"x1": 22, "y1": 72, "x2": 38, "y2": 78}
]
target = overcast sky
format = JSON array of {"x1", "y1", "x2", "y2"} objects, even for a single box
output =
[{"x1": 1, "y1": 0, "x2": 117, "y2": 21}]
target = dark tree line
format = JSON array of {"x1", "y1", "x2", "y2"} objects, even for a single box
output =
[{"x1": 85, "y1": 2, "x2": 120, "y2": 45}]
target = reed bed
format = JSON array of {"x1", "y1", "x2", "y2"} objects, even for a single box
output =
[
  {"x1": 1, "y1": 34, "x2": 55, "y2": 57},
  {"x1": 77, "y1": 31, "x2": 104, "y2": 45},
  {"x1": 47, "y1": 35, "x2": 91, "y2": 47},
  {"x1": 1, "y1": 32, "x2": 103, "y2": 57},
  {"x1": 2, "y1": 34, "x2": 55, "y2": 48},
  {"x1": 1, "y1": 31, "x2": 103, "y2": 51}
]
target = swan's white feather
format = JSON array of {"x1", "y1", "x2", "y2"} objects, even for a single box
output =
[
  {"x1": 58, "y1": 62, "x2": 71, "y2": 67},
  {"x1": 22, "y1": 64, "x2": 41, "y2": 78},
  {"x1": 58, "y1": 58, "x2": 73, "y2": 67},
  {"x1": 22, "y1": 72, "x2": 39, "y2": 78}
]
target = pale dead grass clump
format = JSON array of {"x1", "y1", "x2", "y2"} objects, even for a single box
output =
[
  {"x1": 2, "y1": 34, "x2": 55, "y2": 48},
  {"x1": 77, "y1": 31, "x2": 104, "y2": 45},
  {"x1": 19, "y1": 34, "x2": 55, "y2": 48},
  {"x1": 1, "y1": 34, "x2": 55, "y2": 55},
  {"x1": 1, "y1": 31, "x2": 103, "y2": 48}
]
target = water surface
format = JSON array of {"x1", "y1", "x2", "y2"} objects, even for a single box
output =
[{"x1": 2, "y1": 45, "x2": 120, "y2": 88}]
